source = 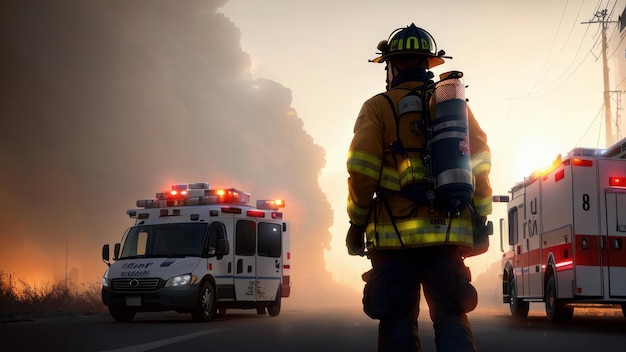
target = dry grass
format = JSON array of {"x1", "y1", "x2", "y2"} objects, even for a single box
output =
[{"x1": 0, "y1": 270, "x2": 107, "y2": 316}]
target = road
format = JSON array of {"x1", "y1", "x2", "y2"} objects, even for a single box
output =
[{"x1": 2, "y1": 305, "x2": 626, "y2": 351}]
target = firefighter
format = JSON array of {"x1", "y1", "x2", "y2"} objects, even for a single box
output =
[{"x1": 346, "y1": 24, "x2": 492, "y2": 352}]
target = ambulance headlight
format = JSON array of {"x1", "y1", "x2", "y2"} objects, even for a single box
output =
[
  {"x1": 102, "y1": 269, "x2": 109, "y2": 287},
  {"x1": 165, "y1": 274, "x2": 197, "y2": 287}
]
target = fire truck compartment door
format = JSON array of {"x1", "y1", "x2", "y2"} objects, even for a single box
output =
[{"x1": 607, "y1": 191, "x2": 626, "y2": 297}]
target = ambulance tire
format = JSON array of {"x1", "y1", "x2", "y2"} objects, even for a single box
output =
[
  {"x1": 257, "y1": 307, "x2": 267, "y2": 315},
  {"x1": 109, "y1": 306, "x2": 136, "y2": 322},
  {"x1": 191, "y1": 280, "x2": 217, "y2": 322},
  {"x1": 509, "y1": 279, "x2": 529, "y2": 318},
  {"x1": 545, "y1": 275, "x2": 573, "y2": 323},
  {"x1": 621, "y1": 304, "x2": 626, "y2": 317},
  {"x1": 267, "y1": 287, "x2": 281, "y2": 317}
]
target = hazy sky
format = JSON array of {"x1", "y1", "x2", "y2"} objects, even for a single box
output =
[{"x1": 0, "y1": 0, "x2": 623, "y2": 302}]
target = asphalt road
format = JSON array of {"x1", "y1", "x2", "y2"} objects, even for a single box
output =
[{"x1": 2, "y1": 305, "x2": 626, "y2": 352}]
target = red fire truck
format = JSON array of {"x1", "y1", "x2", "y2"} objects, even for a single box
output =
[{"x1": 501, "y1": 138, "x2": 626, "y2": 322}]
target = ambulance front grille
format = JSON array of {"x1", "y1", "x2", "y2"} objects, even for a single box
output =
[{"x1": 111, "y1": 278, "x2": 161, "y2": 291}]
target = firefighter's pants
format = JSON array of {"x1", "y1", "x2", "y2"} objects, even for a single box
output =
[{"x1": 363, "y1": 246, "x2": 478, "y2": 352}]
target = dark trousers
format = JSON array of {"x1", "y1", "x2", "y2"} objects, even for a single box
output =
[{"x1": 363, "y1": 246, "x2": 477, "y2": 352}]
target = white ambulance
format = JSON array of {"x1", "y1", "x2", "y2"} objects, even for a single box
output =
[
  {"x1": 101, "y1": 182, "x2": 291, "y2": 322},
  {"x1": 500, "y1": 138, "x2": 626, "y2": 322}
]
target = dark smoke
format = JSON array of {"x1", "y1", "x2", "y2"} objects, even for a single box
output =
[{"x1": 0, "y1": 0, "x2": 353, "y2": 303}]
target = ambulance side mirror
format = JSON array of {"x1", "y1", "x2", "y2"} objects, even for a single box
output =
[
  {"x1": 102, "y1": 244, "x2": 110, "y2": 267},
  {"x1": 216, "y1": 239, "x2": 230, "y2": 259},
  {"x1": 113, "y1": 243, "x2": 121, "y2": 260}
]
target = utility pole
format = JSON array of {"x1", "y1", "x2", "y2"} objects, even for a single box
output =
[{"x1": 582, "y1": 9, "x2": 618, "y2": 146}]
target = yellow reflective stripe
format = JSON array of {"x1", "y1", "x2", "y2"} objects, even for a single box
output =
[
  {"x1": 397, "y1": 158, "x2": 426, "y2": 185},
  {"x1": 347, "y1": 150, "x2": 382, "y2": 180},
  {"x1": 471, "y1": 151, "x2": 491, "y2": 175},
  {"x1": 347, "y1": 197, "x2": 370, "y2": 222},
  {"x1": 473, "y1": 196, "x2": 492, "y2": 216},
  {"x1": 379, "y1": 166, "x2": 401, "y2": 191},
  {"x1": 366, "y1": 218, "x2": 473, "y2": 248}
]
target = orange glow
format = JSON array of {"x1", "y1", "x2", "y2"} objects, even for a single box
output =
[{"x1": 573, "y1": 158, "x2": 593, "y2": 167}]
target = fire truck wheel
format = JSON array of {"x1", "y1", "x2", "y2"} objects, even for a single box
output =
[
  {"x1": 509, "y1": 279, "x2": 529, "y2": 318},
  {"x1": 109, "y1": 306, "x2": 136, "y2": 322},
  {"x1": 191, "y1": 281, "x2": 217, "y2": 322},
  {"x1": 267, "y1": 287, "x2": 281, "y2": 317},
  {"x1": 545, "y1": 275, "x2": 573, "y2": 323}
]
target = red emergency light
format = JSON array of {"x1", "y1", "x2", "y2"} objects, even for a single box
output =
[
  {"x1": 609, "y1": 176, "x2": 626, "y2": 187},
  {"x1": 572, "y1": 158, "x2": 593, "y2": 167}
]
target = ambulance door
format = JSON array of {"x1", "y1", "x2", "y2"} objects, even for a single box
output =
[
  {"x1": 606, "y1": 190, "x2": 626, "y2": 296},
  {"x1": 234, "y1": 219, "x2": 257, "y2": 301},
  {"x1": 207, "y1": 221, "x2": 233, "y2": 296},
  {"x1": 255, "y1": 221, "x2": 282, "y2": 302}
]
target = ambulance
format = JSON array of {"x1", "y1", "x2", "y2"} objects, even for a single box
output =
[
  {"x1": 101, "y1": 182, "x2": 291, "y2": 322},
  {"x1": 500, "y1": 138, "x2": 626, "y2": 322}
]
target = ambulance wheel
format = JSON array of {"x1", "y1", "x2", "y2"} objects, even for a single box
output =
[
  {"x1": 267, "y1": 287, "x2": 281, "y2": 317},
  {"x1": 509, "y1": 279, "x2": 529, "y2": 318},
  {"x1": 621, "y1": 304, "x2": 626, "y2": 317},
  {"x1": 545, "y1": 275, "x2": 573, "y2": 323},
  {"x1": 109, "y1": 306, "x2": 135, "y2": 322},
  {"x1": 191, "y1": 281, "x2": 217, "y2": 322}
]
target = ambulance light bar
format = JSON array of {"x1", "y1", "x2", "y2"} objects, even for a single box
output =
[
  {"x1": 609, "y1": 177, "x2": 626, "y2": 187},
  {"x1": 134, "y1": 183, "x2": 256, "y2": 209},
  {"x1": 257, "y1": 199, "x2": 285, "y2": 210}
]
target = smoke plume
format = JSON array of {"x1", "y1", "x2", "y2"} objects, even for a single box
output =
[{"x1": 0, "y1": 0, "x2": 353, "y2": 303}]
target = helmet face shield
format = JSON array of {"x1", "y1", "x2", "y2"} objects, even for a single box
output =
[{"x1": 370, "y1": 23, "x2": 446, "y2": 68}]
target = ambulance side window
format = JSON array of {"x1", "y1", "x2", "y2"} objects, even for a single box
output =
[
  {"x1": 236, "y1": 220, "x2": 256, "y2": 256},
  {"x1": 207, "y1": 222, "x2": 227, "y2": 257},
  {"x1": 258, "y1": 222, "x2": 281, "y2": 258},
  {"x1": 508, "y1": 207, "x2": 519, "y2": 246}
]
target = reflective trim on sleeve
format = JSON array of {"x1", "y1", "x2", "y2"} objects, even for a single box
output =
[
  {"x1": 379, "y1": 165, "x2": 401, "y2": 191},
  {"x1": 471, "y1": 151, "x2": 491, "y2": 175},
  {"x1": 347, "y1": 150, "x2": 382, "y2": 180},
  {"x1": 347, "y1": 196, "x2": 370, "y2": 224},
  {"x1": 473, "y1": 196, "x2": 493, "y2": 216}
]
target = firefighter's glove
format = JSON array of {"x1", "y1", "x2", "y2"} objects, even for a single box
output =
[{"x1": 346, "y1": 222, "x2": 366, "y2": 256}]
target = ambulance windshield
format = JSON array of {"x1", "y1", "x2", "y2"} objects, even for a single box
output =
[{"x1": 119, "y1": 223, "x2": 208, "y2": 259}]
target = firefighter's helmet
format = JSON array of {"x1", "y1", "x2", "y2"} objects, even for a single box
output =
[{"x1": 370, "y1": 23, "x2": 448, "y2": 68}]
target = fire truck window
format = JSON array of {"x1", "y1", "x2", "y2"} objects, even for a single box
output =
[
  {"x1": 508, "y1": 208, "x2": 519, "y2": 246},
  {"x1": 236, "y1": 220, "x2": 256, "y2": 256},
  {"x1": 258, "y1": 222, "x2": 281, "y2": 258}
]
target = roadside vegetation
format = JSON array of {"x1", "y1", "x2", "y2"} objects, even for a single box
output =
[{"x1": 0, "y1": 271, "x2": 106, "y2": 316}]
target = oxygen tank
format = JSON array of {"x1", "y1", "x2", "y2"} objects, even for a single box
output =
[{"x1": 429, "y1": 71, "x2": 474, "y2": 215}]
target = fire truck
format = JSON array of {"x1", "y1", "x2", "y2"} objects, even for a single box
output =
[
  {"x1": 101, "y1": 182, "x2": 291, "y2": 322},
  {"x1": 501, "y1": 138, "x2": 626, "y2": 322}
]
